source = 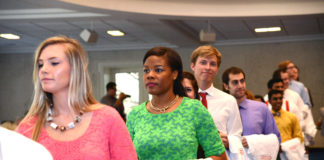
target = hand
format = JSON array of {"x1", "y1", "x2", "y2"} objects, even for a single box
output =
[
  {"x1": 242, "y1": 137, "x2": 249, "y2": 148},
  {"x1": 219, "y1": 131, "x2": 229, "y2": 149}
]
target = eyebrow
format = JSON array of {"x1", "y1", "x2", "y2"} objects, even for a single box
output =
[{"x1": 38, "y1": 57, "x2": 59, "y2": 62}]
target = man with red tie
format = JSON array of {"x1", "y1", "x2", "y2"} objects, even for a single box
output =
[{"x1": 191, "y1": 45, "x2": 243, "y2": 159}]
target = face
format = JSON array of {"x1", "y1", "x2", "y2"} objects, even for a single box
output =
[
  {"x1": 280, "y1": 72, "x2": 290, "y2": 89},
  {"x1": 286, "y1": 63, "x2": 297, "y2": 79},
  {"x1": 182, "y1": 78, "x2": 195, "y2": 99},
  {"x1": 191, "y1": 55, "x2": 218, "y2": 86},
  {"x1": 224, "y1": 73, "x2": 246, "y2": 100},
  {"x1": 108, "y1": 86, "x2": 117, "y2": 97},
  {"x1": 272, "y1": 82, "x2": 284, "y2": 92},
  {"x1": 38, "y1": 44, "x2": 71, "y2": 94},
  {"x1": 269, "y1": 93, "x2": 283, "y2": 112},
  {"x1": 143, "y1": 55, "x2": 178, "y2": 96}
]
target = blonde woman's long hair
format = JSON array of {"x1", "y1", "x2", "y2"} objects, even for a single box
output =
[{"x1": 21, "y1": 36, "x2": 97, "y2": 141}]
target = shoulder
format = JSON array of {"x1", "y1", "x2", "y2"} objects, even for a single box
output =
[
  {"x1": 213, "y1": 87, "x2": 236, "y2": 102},
  {"x1": 91, "y1": 104, "x2": 122, "y2": 121},
  {"x1": 127, "y1": 101, "x2": 147, "y2": 117},
  {"x1": 17, "y1": 116, "x2": 38, "y2": 137}
]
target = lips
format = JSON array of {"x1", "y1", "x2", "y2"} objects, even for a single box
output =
[
  {"x1": 41, "y1": 78, "x2": 52, "y2": 82},
  {"x1": 146, "y1": 82, "x2": 156, "y2": 88}
]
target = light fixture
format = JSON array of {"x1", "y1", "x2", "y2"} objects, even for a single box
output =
[
  {"x1": 0, "y1": 33, "x2": 20, "y2": 39},
  {"x1": 199, "y1": 20, "x2": 216, "y2": 43},
  {"x1": 107, "y1": 30, "x2": 125, "y2": 36},
  {"x1": 80, "y1": 29, "x2": 98, "y2": 43},
  {"x1": 255, "y1": 27, "x2": 281, "y2": 33}
]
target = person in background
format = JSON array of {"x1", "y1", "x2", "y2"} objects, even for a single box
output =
[
  {"x1": 182, "y1": 71, "x2": 199, "y2": 100},
  {"x1": 127, "y1": 46, "x2": 227, "y2": 160},
  {"x1": 268, "y1": 90, "x2": 304, "y2": 159},
  {"x1": 100, "y1": 82, "x2": 129, "y2": 121},
  {"x1": 278, "y1": 60, "x2": 311, "y2": 107},
  {"x1": 17, "y1": 36, "x2": 137, "y2": 160},
  {"x1": 190, "y1": 45, "x2": 242, "y2": 159},
  {"x1": 222, "y1": 67, "x2": 281, "y2": 155},
  {"x1": 254, "y1": 95, "x2": 265, "y2": 103},
  {"x1": 182, "y1": 71, "x2": 205, "y2": 158}
]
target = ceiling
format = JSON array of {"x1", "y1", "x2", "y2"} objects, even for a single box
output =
[{"x1": 0, "y1": 0, "x2": 324, "y2": 54}]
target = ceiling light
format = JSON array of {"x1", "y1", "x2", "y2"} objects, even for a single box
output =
[
  {"x1": 255, "y1": 27, "x2": 281, "y2": 33},
  {"x1": 107, "y1": 30, "x2": 125, "y2": 36},
  {"x1": 0, "y1": 33, "x2": 20, "y2": 39}
]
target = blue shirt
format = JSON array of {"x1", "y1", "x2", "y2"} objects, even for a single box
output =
[
  {"x1": 289, "y1": 80, "x2": 311, "y2": 107},
  {"x1": 239, "y1": 98, "x2": 281, "y2": 143}
]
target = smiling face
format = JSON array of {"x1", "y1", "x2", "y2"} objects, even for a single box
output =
[
  {"x1": 143, "y1": 55, "x2": 177, "y2": 96},
  {"x1": 224, "y1": 73, "x2": 246, "y2": 100},
  {"x1": 182, "y1": 78, "x2": 195, "y2": 99},
  {"x1": 191, "y1": 55, "x2": 218, "y2": 87},
  {"x1": 38, "y1": 44, "x2": 71, "y2": 94},
  {"x1": 269, "y1": 93, "x2": 283, "y2": 112}
]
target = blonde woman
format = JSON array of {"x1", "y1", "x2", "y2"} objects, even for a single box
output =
[{"x1": 17, "y1": 36, "x2": 137, "y2": 160}]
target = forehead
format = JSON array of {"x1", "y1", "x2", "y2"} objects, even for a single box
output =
[
  {"x1": 280, "y1": 72, "x2": 288, "y2": 77},
  {"x1": 39, "y1": 44, "x2": 67, "y2": 60},
  {"x1": 197, "y1": 55, "x2": 217, "y2": 62},
  {"x1": 229, "y1": 73, "x2": 244, "y2": 81},
  {"x1": 271, "y1": 93, "x2": 283, "y2": 98},
  {"x1": 273, "y1": 82, "x2": 283, "y2": 86},
  {"x1": 182, "y1": 78, "x2": 193, "y2": 86},
  {"x1": 144, "y1": 55, "x2": 168, "y2": 66}
]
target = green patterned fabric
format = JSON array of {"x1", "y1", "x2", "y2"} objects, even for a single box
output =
[{"x1": 126, "y1": 97, "x2": 225, "y2": 160}]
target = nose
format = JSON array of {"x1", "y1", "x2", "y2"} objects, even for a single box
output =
[
  {"x1": 145, "y1": 70, "x2": 154, "y2": 79},
  {"x1": 39, "y1": 63, "x2": 49, "y2": 74}
]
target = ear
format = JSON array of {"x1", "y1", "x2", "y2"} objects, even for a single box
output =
[
  {"x1": 223, "y1": 83, "x2": 229, "y2": 91},
  {"x1": 172, "y1": 70, "x2": 178, "y2": 80},
  {"x1": 190, "y1": 63, "x2": 195, "y2": 71}
]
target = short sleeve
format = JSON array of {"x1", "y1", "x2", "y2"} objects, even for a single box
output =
[{"x1": 195, "y1": 102, "x2": 225, "y2": 157}]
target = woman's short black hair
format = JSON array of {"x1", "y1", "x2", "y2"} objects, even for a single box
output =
[{"x1": 143, "y1": 47, "x2": 186, "y2": 97}]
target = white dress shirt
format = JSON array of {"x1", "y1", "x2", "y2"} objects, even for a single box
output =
[
  {"x1": 200, "y1": 85, "x2": 242, "y2": 136},
  {"x1": 200, "y1": 85, "x2": 243, "y2": 160}
]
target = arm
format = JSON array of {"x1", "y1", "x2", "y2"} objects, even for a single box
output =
[
  {"x1": 196, "y1": 103, "x2": 226, "y2": 159},
  {"x1": 292, "y1": 115, "x2": 304, "y2": 143},
  {"x1": 263, "y1": 106, "x2": 281, "y2": 143}
]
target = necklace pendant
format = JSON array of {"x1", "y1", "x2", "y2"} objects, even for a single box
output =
[
  {"x1": 50, "y1": 122, "x2": 58, "y2": 130},
  {"x1": 75, "y1": 116, "x2": 81, "y2": 123},
  {"x1": 59, "y1": 126, "x2": 66, "y2": 132},
  {"x1": 68, "y1": 122, "x2": 75, "y2": 129}
]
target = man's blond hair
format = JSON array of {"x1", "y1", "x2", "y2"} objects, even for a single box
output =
[{"x1": 190, "y1": 45, "x2": 222, "y2": 67}]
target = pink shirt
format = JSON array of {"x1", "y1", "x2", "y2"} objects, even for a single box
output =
[{"x1": 17, "y1": 106, "x2": 137, "y2": 160}]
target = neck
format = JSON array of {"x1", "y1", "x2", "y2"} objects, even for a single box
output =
[
  {"x1": 52, "y1": 91, "x2": 74, "y2": 116},
  {"x1": 151, "y1": 90, "x2": 176, "y2": 108},
  {"x1": 198, "y1": 81, "x2": 212, "y2": 91},
  {"x1": 237, "y1": 96, "x2": 246, "y2": 105}
]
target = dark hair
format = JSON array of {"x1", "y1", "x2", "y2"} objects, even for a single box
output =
[
  {"x1": 182, "y1": 71, "x2": 199, "y2": 99},
  {"x1": 222, "y1": 66, "x2": 245, "y2": 85},
  {"x1": 254, "y1": 95, "x2": 265, "y2": 103},
  {"x1": 272, "y1": 68, "x2": 286, "y2": 80},
  {"x1": 267, "y1": 78, "x2": 283, "y2": 89},
  {"x1": 268, "y1": 90, "x2": 283, "y2": 100},
  {"x1": 106, "y1": 82, "x2": 116, "y2": 91},
  {"x1": 143, "y1": 47, "x2": 186, "y2": 97}
]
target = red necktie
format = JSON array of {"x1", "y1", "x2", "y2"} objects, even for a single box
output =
[{"x1": 199, "y1": 92, "x2": 208, "y2": 109}]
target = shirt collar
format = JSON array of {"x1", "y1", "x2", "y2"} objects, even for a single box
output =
[
  {"x1": 199, "y1": 84, "x2": 215, "y2": 96},
  {"x1": 238, "y1": 98, "x2": 248, "y2": 109}
]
